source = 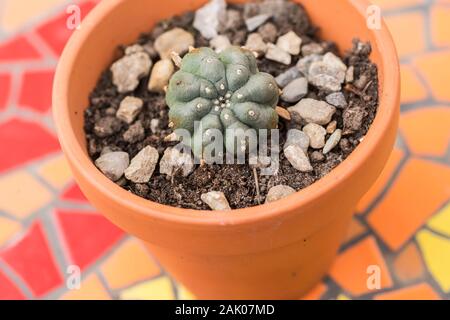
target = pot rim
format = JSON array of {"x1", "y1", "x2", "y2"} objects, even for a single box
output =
[{"x1": 53, "y1": 0, "x2": 399, "y2": 227}]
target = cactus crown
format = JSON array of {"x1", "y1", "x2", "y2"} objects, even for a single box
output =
[{"x1": 166, "y1": 46, "x2": 279, "y2": 158}]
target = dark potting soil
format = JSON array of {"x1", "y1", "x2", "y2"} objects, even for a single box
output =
[{"x1": 84, "y1": 1, "x2": 379, "y2": 210}]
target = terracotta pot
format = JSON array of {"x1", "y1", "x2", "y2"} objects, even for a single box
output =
[{"x1": 53, "y1": 0, "x2": 399, "y2": 299}]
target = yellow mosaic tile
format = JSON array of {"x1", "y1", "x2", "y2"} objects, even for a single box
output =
[
  {"x1": 100, "y1": 239, "x2": 161, "y2": 290},
  {"x1": 371, "y1": 0, "x2": 425, "y2": 10},
  {"x1": 0, "y1": 216, "x2": 21, "y2": 247},
  {"x1": 0, "y1": 171, "x2": 53, "y2": 219},
  {"x1": 178, "y1": 285, "x2": 196, "y2": 300},
  {"x1": 427, "y1": 203, "x2": 450, "y2": 237},
  {"x1": 120, "y1": 277, "x2": 175, "y2": 300},
  {"x1": 0, "y1": 0, "x2": 67, "y2": 33},
  {"x1": 61, "y1": 274, "x2": 110, "y2": 300},
  {"x1": 431, "y1": 4, "x2": 450, "y2": 47},
  {"x1": 36, "y1": 154, "x2": 73, "y2": 189},
  {"x1": 417, "y1": 229, "x2": 450, "y2": 293}
]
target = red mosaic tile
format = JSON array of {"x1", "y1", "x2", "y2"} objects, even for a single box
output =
[
  {"x1": 0, "y1": 269, "x2": 26, "y2": 300},
  {"x1": 0, "y1": 73, "x2": 11, "y2": 111},
  {"x1": 35, "y1": 1, "x2": 97, "y2": 56},
  {"x1": 0, "y1": 35, "x2": 41, "y2": 62},
  {"x1": 56, "y1": 209, "x2": 124, "y2": 270},
  {"x1": 0, "y1": 119, "x2": 60, "y2": 173},
  {"x1": 367, "y1": 158, "x2": 450, "y2": 250},
  {"x1": 329, "y1": 236, "x2": 393, "y2": 296},
  {"x1": 18, "y1": 70, "x2": 54, "y2": 113},
  {"x1": 61, "y1": 183, "x2": 88, "y2": 203},
  {"x1": 0, "y1": 222, "x2": 63, "y2": 297}
]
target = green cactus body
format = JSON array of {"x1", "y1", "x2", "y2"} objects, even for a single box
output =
[{"x1": 166, "y1": 46, "x2": 279, "y2": 158}]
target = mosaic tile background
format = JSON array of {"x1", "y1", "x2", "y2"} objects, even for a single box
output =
[{"x1": 0, "y1": 0, "x2": 449, "y2": 300}]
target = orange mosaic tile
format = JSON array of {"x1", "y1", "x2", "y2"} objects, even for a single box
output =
[
  {"x1": 400, "y1": 107, "x2": 450, "y2": 157},
  {"x1": 414, "y1": 51, "x2": 450, "y2": 101},
  {"x1": 392, "y1": 242, "x2": 426, "y2": 284},
  {"x1": 384, "y1": 12, "x2": 426, "y2": 58},
  {"x1": 0, "y1": 171, "x2": 53, "y2": 219},
  {"x1": 367, "y1": 158, "x2": 450, "y2": 250},
  {"x1": 357, "y1": 147, "x2": 404, "y2": 213},
  {"x1": 400, "y1": 65, "x2": 428, "y2": 104},
  {"x1": 36, "y1": 155, "x2": 73, "y2": 189},
  {"x1": 343, "y1": 218, "x2": 367, "y2": 244},
  {"x1": 301, "y1": 283, "x2": 327, "y2": 300},
  {"x1": 329, "y1": 237, "x2": 393, "y2": 296},
  {"x1": 374, "y1": 283, "x2": 441, "y2": 300},
  {"x1": 100, "y1": 239, "x2": 161, "y2": 290},
  {"x1": 0, "y1": 0, "x2": 67, "y2": 33},
  {"x1": 0, "y1": 217, "x2": 21, "y2": 247},
  {"x1": 431, "y1": 4, "x2": 450, "y2": 47},
  {"x1": 61, "y1": 274, "x2": 110, "y2": 300}
]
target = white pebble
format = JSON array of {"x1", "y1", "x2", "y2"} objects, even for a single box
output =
[
  {"x1": 201, "y1": 191, "x2": 231, "y2": 211},
  {"x1": 116, "y1": 96, "x2": 144, "y2": 124},
  {"x1": 95, "y1": 152, "x2": 129, "y2": 182},
  {"x1": 276, "y1": 31, "x2": 302, "y2": 55},
  {"x1": 265, "y1": 185, "x2": 296, "y2": 203},
  {"x1": 265, "y1": 43, "x2": 291, "y2": 65}
]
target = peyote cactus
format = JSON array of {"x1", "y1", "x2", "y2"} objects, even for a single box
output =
[{"x1": 166, "y1": 46, "x2": 280, "y2": 159}]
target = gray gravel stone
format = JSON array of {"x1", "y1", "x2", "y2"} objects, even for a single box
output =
[
  {"x1": 94, "y1": 116, "x2": 122, "y2": 138},
  {"x1": 123, "y1": 120, "x2": 145, "y2": 143},
  {"x1": 95, "y1": 152, "x2": 129, "y2": 182},
  {"x1": 323, "y1": 129, "x2": 342, "y2": 154},
  {"x1": 210, "y1": 35, "x2": 231, "y2": 53},
  {"x1": 288, "y1": 98, "x2": 336, "y2": 125},
  {"x1": 284, "y1": 145, "x2": 313, "y2": 173},
  {"x1": 285, "y1": 129, "x2": 309, "y2": 153},
  {"x1": 193, "y1": 0, "x2": 226, "y2": 39},
  {"x1": 125, "y1": 146, "x2": 159, "y2": 183},
  {"x1": 276, "y1": 31, "x2": 302, "y2": 55},
  {"x1": 159, "y1": 147, "x2": 195, "y2": 177},
  {"x1": 244, "y1": 33, "x2": 267, "y2": 56},
  {"x1": 265, "y1": 43, "x2": 291, "y2": 65},
  {"x1": 308, "y1": 52, "x2": 347, "y2": 92},
  {"x1": 258, "y1": 22, "x2": 277, "y2": 43},
  {"x1": 301, "y1": 42, "x2": 324, "y2": 56},
  {"x1": 281, "y1": 77, "x2": 308, "y2": 103},
  {"x1": 154, "y1": 28, "x2": 195, "y2": 59},
  {"x1": 297, "y1": 54, "x2": 322, "y2": 75},
  {"x1": 245, "y1": 14, "x2": 271, "y2": 32},
  {"x1": 116, "y1": 96, "x2": 144, "y2": 124},
  {"x1": 302, "y1": 123, "x2": 326, "y2": 149},
  {"x1": 110, "y1": 49, "x2": 152, "y2": 93},
  {"x1": 275, "y1": 67, "x2": 301, "y2": 88},
  {"x1": 326, "y1": 92, "x2": 348, "y2": 108}
]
